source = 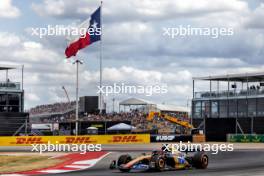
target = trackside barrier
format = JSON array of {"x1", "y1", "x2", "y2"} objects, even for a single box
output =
[
  {"x1": 0, "y1": 134, "x2": 150, "y2": 146},
  {"x1": 150, "y1": 134, "x2": 206, "y2": 143},
  {"x1": 192, "y1": 135, "x2": 206, "y2": 143},
  {"x1": 227, "y1": 134, "x2": 264, "y2": 143},
  {"x1": 150, "y1": 135, "x2": 192, "y2": 142}
]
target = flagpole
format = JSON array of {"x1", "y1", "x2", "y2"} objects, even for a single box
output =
[
  {"x1": 99, "y1": 1, "x2": 103, "y2": 114},
  {"x1": 65, "y1": 5, "x2": 101, "y2": 134},
  {"x1": 73, "y1": 59, "x2": 83, "y2": 135}
]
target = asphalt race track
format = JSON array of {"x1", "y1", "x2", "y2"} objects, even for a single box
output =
[
  {"x1": 1, "y1": 144, "x2": 264, "y2": 176},
  {"x1": 47, "y1": 150, "x2": 264, "y2": 176}
]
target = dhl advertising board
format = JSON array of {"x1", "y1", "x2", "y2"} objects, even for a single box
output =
[{"x1": 0, "y1": 134, "x2": 150, "y2": 146}]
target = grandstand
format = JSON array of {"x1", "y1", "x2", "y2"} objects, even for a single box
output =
[
  {"x1": 29, "y1": 97, "x2": 189, "y2": 135},
  {"x1": 29, "y1": 101, "x2": 76, "y2": 123}
]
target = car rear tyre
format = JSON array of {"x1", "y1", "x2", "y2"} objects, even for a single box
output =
[
  {"x1": 192, "y1": 152, "x2": 208, "y2": 169},
  {"x1": 155, "y1": 156, "x2": 166, "y2": 171}
]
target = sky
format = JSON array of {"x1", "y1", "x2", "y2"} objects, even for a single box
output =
[{"x1": 0, "y1": 0, "x2": 264, "y2": 111}]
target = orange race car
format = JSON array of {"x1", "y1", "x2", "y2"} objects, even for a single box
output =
[{"x1": 109, "y1": 147, "x2": 208, "y2": 172}]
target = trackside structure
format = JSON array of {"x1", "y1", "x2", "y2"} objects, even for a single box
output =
[
  {"x1": 0, "y1": 65, "x2": 29, "y2": 136},
  {"x1": 192, "y1": 72, "x2": 264, "y2": 141}
]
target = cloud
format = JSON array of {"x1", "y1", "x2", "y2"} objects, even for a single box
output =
[
  {"x1": 0, "y1": 32, "x2": 192, "y2": 108},
  {"x1": 31, "y1": 0, "x2": 248, "y2": 22},
  {"x1": 26, "y1": 93, "x2": 40, "y2": 102},
  {"x1": 3, "y1": 0, "x2": 264, "y2": 110},
  {"x1": 170, "y1": 58, "x2": 247, "y2": 68},
  {"x1": 31, "y1": 0, "x2": 96, "y2": 19},
  {"x1": 0, "y1": 32, "x2": 68, "y2": 107},
  {"x1": 29, "y1": 0, "x2": 260, "y2": 65},
  {"x1": 12, "y1": 41, "x2": 60, "y2": 63},
  {"x1": 0, "y1": 0, "x2": 20, "y2": 18},
  {"x1": 0, "y1": 32, "x2": 20, "y2": 47},
  {"x1": 244, "y1": 3, "x2": 264, "y2": 29},
  {"x1": 102, "y1": 66, "x2": 163, "y2": 84}
]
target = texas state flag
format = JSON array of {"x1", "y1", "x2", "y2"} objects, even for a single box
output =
[{"x1": 65, "y1": 7, "x2": 101, "y2": 58}]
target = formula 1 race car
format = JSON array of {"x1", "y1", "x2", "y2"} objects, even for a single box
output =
[{"x1": 109, "y1": 148, "x2": 208, "y2": 172}]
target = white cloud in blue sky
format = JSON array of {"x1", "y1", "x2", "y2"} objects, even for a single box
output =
[
  {"x1": 0, "y1": 0, "x2": 264, "y2": 111},
  {"x1": 0, "y1": 0, "x2": 20, "y2": 18}
]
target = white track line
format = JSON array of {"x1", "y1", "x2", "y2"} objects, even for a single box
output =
[
  {"x1": 0, "y1": 174, "x2": 26, "y2": 176},
  {"x1": 64, "y1": 165, "x2": 91, "y2": 169},
  {"x1": 38, "y1": 169, "x2": 74, "y2": 173},
  {"x1": 38, "y1": 152, "x2": 111, "y2": 174}
]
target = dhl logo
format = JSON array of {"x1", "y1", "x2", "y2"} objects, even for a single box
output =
[
  {"x1": 13, "y1": 137, "x2": 46, "y2": 144},
  {"x1": 108, "y1": 135, "x2": 143, "y2": 143},
  {"x1": 62, "y1": 137, "x2": 97, "y2": 144}
]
